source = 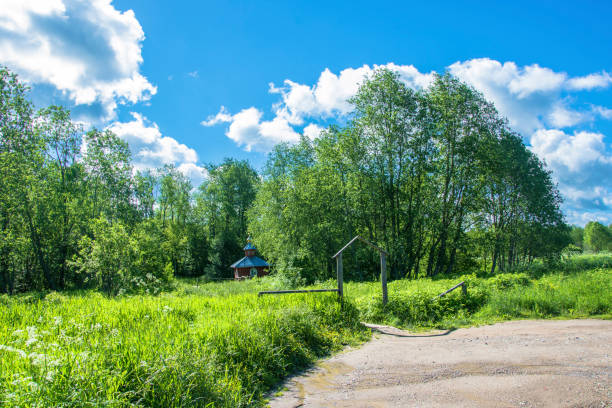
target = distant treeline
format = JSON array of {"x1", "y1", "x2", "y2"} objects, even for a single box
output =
[
  {"x1": 0, "y1": 67, "x2": 575, "y2": 294},
  {"x1": 569, "y1": 222, "x2": 612, "y2": 253}
]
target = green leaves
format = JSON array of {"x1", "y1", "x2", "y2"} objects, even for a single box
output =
[
  {"x1": 584, "y1": 221, "x2": 612, "y2": 252},
  {"x1": 250, "y1": 68, "x2": 569, "y2": 283}
]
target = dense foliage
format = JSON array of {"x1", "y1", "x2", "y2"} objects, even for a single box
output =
[
  {"x1": 249, "y1": 70, "x2": 569, "y2": 282},
  {"x1": 0, "y1": 67, "x2": 259, "y2": 294},
  {"x1": 0, "y1": 66, "x2": 575, "y2": 294},
  {"x1": 568, "y1": 222, "x2": 612, "y2": 253}
]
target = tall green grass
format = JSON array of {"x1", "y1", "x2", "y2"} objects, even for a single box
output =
[
  {"x1": 1, "y1": 253, "x2": 610, "y2": 407},
  {"x1": 348, "y1": 253, "x2": 612, "y2": 328},
  {"x1": 479, "y1": 268, "x2": 612, "y2": 319},
  {"x1": 0, "y1": 291, "x2": 367, "y2": 407}
]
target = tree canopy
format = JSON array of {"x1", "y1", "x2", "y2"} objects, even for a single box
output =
[{"x1": 0, "y1": 66, "x2": 574, "y2": 294}]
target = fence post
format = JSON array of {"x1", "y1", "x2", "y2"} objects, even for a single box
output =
[
  {"x1": 337, "y1": 252, "x2": 343, "y2": 298},
  {"x1": 381, "y1": 252, "x2": 387, "y2": 306}
]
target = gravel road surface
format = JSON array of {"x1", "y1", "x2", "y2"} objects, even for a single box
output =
[{"x1": 268, "y1": 319, "x2": 612, "y2": 408}]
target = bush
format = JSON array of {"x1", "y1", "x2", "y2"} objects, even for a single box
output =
[
  {"x1": 488, "y1": 273, "x2": 530, "y2": 290},
  {"x1": 72, "y1": 218, "x2": 172, "y2": 296}
]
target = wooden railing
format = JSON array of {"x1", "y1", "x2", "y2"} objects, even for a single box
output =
[
  {"x1": 258, "y1": 289, "x2": 340, "y2": 296},
  {"x1": 432, "y1": 281, "x2": 467, "y2": 300}
]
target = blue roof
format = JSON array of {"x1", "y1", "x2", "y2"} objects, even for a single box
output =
[
  {"x1": 230, "y1": 256, "x2": 269, "y2": 268},
  {"x1": 243, "y1": 242, "x2": 256, "y2": 250}
]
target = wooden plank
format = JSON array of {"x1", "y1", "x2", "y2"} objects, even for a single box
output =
[
  {"x1": 381, "y1": 252, "x2": 388, "y2": 305},
  {"x1": 433, "y1": 281, "x2": 466, "y2": 300},
  {"x1": 356, "y1": 236, "x2": 389, "y2": 255},
  {"x1": 332, "y1": 236, "x2": 360, "y2": 258},
  {"x1": 258, "y1": 289, "x2": 339, "y2": 296},
  {"x1": 331, "y1": 235, "x2": 388, "y2": 258},
  {"x1": 337, "y1": 252, "x2": 343, "y2": 298}
]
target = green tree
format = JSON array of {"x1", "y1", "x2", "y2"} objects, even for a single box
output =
[
  {"x1": 197, "y1": 158, "x2": 259, "y2": 278},
  {"x1": 584, "y1": 221, "x2": 612, "y2": 252},
  {"x1": 35, "y1": 106, "x2": 86, "y2": 288},
  {"x1": 83, "y1": 129, "x2": 134, "y2": 224},
  {"x1": 249, "y1": 68, "x2": 569, "y2": 283},
  {"x1": 0, "y1": 67, "x2": 35, "y2": 292},
  {"x1": 570, "y1": 226, "x2": 584, "y2": 248},
  {"x1": 73, "y1": 218, "x2": 133, "y2": 296}
]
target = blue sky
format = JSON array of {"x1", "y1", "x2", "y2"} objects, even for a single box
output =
[{"x1": 1, "y1": 1, "x2": 611, "y2": 225}]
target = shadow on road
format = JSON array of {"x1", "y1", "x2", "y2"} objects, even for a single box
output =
[{"x1": 364, "y1": 323, "x2": 457, "y2": 338}]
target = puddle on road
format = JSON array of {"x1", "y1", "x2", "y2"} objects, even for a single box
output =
[{"x1": 296, "y1": 361, "x2": 355, "y2": 402}]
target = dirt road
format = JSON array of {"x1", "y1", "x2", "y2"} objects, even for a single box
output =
[{"x1": 268, "y1": 319, "x2": 612, "y2": 408}]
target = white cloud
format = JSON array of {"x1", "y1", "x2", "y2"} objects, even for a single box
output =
[
  {"x1": 204, "y1": 63, "x2": 434, "y2": 151},
  {"x1": 530, "y1": 129, "x2": 610, "y2": 173},
  {"x1": 108, "y1": 113, "x2": 206, "y2": 185},
  {"x1": 177, "y1": 162, "x2": 206, "y2": 186},
  {"x1": 593, "y1": 105, "x2": 612, "y2": 120},
  {"x1": 223, "y1": 107, "x2": 301, "y2": 152},
  {"x1": 271, "y1": 63, "x2": 434, "y2": 125},
  {"x1": 529, "y1": 128, "x2": 612, "y2": 223},
  {"x1": 507, "y1": 64, "x2": 566, "y2": 98},
  {"x1": 188, "y1": 70, "x2": 199, "y2": 78},
  {"x1": 566, "y1": 71, "x2": 612, "y2": 90},
  {"x1": 303, "y1": 123, "x2": 323, "y2": 140},
  {"x1": 0, "y1": 0, "x2": 156, "y2": 121},
  {"x1": 548, "y1": 101, "x2": 590, "y2": 128},
  {"x1": 201, "y1": 106, "x2": 233, "y2": 126},
  {"x1": 448, "y1": 59, "x2": 565, "y2": 134},
  {"x1": 206, "y1": 59, "x2": 612, "y2": 153}
]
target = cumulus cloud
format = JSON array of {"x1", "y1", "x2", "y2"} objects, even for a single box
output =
[
  {"x1": 449, "y1": 59, "x2": 566, "y2": 134},
  {"x1": 204, "y1": 63, "x2": 434, "y2": 151},
  {"x1": 271, "y1": 63, "x2": 434, "y2": 125},
  {"x1": 530, "y1": 129, "x2": 611, "y2": 172},
  {"x1": 593, "y1": 105, "x2": 612, "y2": 120},
  {"x1": 0, "y1": 0, "x2": 156, "y2": 121},
  {"x1": 207, "y1": 59, "x2": 612, "y2": 152},
  {"x1": 201, "y1": 106, "x2": 233, "y2": 126},
  {"x1": 202, "y1": 107, "x2": 301, "y2": 152},
  {"x1": 108, "y1": 113, "x2": 206, "y2": 185},
  {"x1": 566, "y1": 71, "x2": 612, "y2": 90},
  {"x1": 303, "y1": 123, "x2": 323, "y2": 140},
  {"x1": 529, "y1": 128, "x2": 612, "y2": 224},
  {"x1": 548, "y1": 101, "x2": 590, "y2": 128}
]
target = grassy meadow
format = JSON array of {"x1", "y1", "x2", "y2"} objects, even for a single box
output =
[
  {"x1": 0, "y1": 289, "x2": 367, "y2": 407},
  {"x1": 350, "y1": 255, "x2": 612, "y2": 329},
  {"x1": 1, "y1": 253, "x2": 611, "y2": 407}
]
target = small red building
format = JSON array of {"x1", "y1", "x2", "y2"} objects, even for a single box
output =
[{"x1": 230, "y1": 237, "x2": 270, "y2": 279}]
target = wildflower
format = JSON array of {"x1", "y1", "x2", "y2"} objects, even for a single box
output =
[
  {"x1": 24, "y1": 326, "x2": 38, "y2": 347},
  {"x1": 28, "y1": 352, "x2": 46, "y2": 366},
  {"x1": 0, "y1": 345, "x2": 27, "y2": 358}
]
